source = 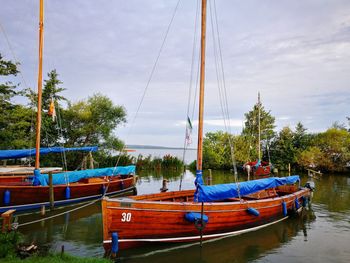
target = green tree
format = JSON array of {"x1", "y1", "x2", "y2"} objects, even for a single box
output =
[
  {"x1": 0, "y1": 54, "x2": 32, "y2": 150},
  {"x1": 0, "y1": 54, "x2": 19, "y2": 108},
  {"x1": 26, "y1": 70, "x2": 67, "y2": 147},
  {"x1": 296, "y1": 146, "x2": 326, "y2": 169},
  {"x1": 242, "y1": 98, "x2": 275, "y2": 161},
  {"x1": 203, "y1": 131, "x2": 234, "y2": 170},
  {"x1": 314, "y1": 128, "x2": 350, "y2": 172},
  {"x1": 293, "y1": 122, "x2": 309, "y2": 150},
  {"x1": 62, "y1": 93, "x2": 126, "y2": 149},
  {"x1": 271, "y1": 126, "x2": 296, "y2": 169}
]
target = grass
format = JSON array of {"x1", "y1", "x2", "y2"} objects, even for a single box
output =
[{"x1": 2, "y1": 253, "x2": 111, "y2": 263}]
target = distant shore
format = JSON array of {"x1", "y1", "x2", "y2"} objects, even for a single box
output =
[{"x1": 126, "y1": 145, "x2": 196, "y2": 150}]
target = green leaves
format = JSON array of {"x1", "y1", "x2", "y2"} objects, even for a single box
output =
[
  {"x1": 242, "y1": 100, "x2": 276, "y2": 161},
  {"x1": 62, "y1": 93, "x2": 126, "y2": 149}
]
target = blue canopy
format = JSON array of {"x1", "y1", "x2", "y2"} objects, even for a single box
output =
[
  {"x1": 194, "y1": 176, "x2": 300, "y2": 202},
  {"x1": 33, "y1": 165, "x2": 136, "y2": 186},
  {"x1": 0, "y1": 146, "x2": 98, "y2": 160}
]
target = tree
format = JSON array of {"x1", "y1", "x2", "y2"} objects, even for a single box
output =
[
  {"x1": 27, "y1": 69, "x2": 67, "y2": 107},
  {"x1": 203, "y1": 131, "x2": 233, "y2": 170},
  {"x1": 242, "y1": 98, "x2": 275, "y2": 161},
  {"x1": 202, "y1": 131, "x2": 250, "y2": 170},
  {"x1": 0, "y1": 54, "x2": 28, "y2": 150},
  {"x1": 271, "y1": 126, "x2": 296, "y2": 169},
  {"x1": 62, "y1": 93, "x2": 126, "y2": 149},
  {"x1": 0, "y1": 54, "x2": 19, "y2": 108},
  {"x1": 296, "y1": 146, "x2": 326, "y2": 170},
  {"x1": 314, "y1": 128, "x2": 350, "y2": 172},
  {"x1": 26, "y1": 70, "x2": 67, "y2": 147}
]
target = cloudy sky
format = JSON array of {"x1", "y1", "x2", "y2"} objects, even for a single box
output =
[{"x1": 1, "y1": 0, "x2": 350, "y2": 147}]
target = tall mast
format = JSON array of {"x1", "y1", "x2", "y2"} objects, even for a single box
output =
[
  {"x1": 196, "y1": 0, "x2": 207, "y2": 175},
  {"x1": 35, "y1": 0, "x2": 44, "y2": 170},
  {"x1": 257, "y1": 91, "x2": 261, "y2": 160}
]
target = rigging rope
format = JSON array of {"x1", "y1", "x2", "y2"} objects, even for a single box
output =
[
  {"x1": 208, "y1": 0, "x2": 240, "y2": 197},
  {"x1": 104, "y1": 0, "x2": 182, "y2": 197},
  {"x1": 0, "y1": 19, "x2": 36, "y2": 156},
  {"x1": 209, "y1": 0, "x2": 238, "y2": 174},
  {"x1": 179, "y1": 0, "x2": 200, "y2": 191}
]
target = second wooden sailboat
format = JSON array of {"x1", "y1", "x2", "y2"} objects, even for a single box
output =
[{"x1": 101, "y1": 0, "x2": 312, "y2": 255}]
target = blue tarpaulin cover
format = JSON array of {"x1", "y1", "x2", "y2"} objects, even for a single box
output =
[
  {"x1": 194, "y1": 176, "x2": 300, "y2": 202},
  {"x1": 0, "y1": 146, "x2": 98, "y2": 160},
  {"x1": 33, "y1": 165, "x2": 136, "y2": 186}
]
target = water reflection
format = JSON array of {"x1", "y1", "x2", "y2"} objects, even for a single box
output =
[
  {"x1": 116, "y1": 207, "x2": 316, "y2": 263},
  {"x1": 16, "y1": 170, "x2": 350, "y2": 262}
]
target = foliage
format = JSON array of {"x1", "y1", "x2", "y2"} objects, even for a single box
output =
[
  {"x1": 0, "y1": 54, "x2": 26, "y2": 150},
  {"x1": 296, "y1": 146, "x2": 325, "y2": 170},
  {"x1": 62, "y1": 93, "x2": 126, "y2": 149},
  {"x1": 0, "y1": 105, "x2": 34, "y2": 150},
  {"x1": 0, "y1": 54, "x2": 19, "y2": 109},
  {"x1": 161, "y1": 154, "x2": 183, "y2": 169},
  {"x1": 242, "y1": 98, "x2": 275, "y2": 161},
  {"x1": 202, "y1": 131, "x2": 236, "y2": 170},
  {"x1": 314, "y1": 128, "x2": 350, "y2": 172},
  {"x1": 271, "y1": 127, "x2": 296, "y2": 169},
  {"x1": 1, "y1": 253, "x2": 110, "y2": 263},
  {"x1": 27, "y1": 70, "x2": 68, "y2": 147},
  {"x1": 135, "y1": 154, "x2": 183, "y2": 170},
  {"x1": 0, "y1": 231, "x2": 22, "y2": 258}
]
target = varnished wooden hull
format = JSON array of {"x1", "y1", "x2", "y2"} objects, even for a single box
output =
[
  {"x1": 102, "y1": 187, "x2": 310, "y2": 252},
  {"x1": 244, "y1": 161, "x2": 271, "y2": 176},
  {"x1": 0, "y1": 175, "x2": 136, "y2": 213}
]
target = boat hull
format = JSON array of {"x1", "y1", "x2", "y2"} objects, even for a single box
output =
[
  {"x1": 102, "y1": 187, "x2": 310, "y2": 252},
  {"x1": 254, "y1": 164, "x2": 271, "y2": 176},
  {"x1": 244, "y1": 161, "x2": 271, "y2": 176},
  {"x1": 0, "y1": 175, "x2": 136, "y2": 213}
]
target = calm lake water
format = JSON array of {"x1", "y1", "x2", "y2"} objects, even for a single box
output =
[{"x1": 17, "y1": 170, "x2": 350, "y2": 262}]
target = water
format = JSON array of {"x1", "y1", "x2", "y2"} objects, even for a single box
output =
[{"x1": 17, "y1": 170, "x2": 350, "y2": 262}]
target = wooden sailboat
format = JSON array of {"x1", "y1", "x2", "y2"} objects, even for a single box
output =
[
  {"x1": 244, "y1": 92, "x2": 271, "y2": 177},
  {"x1": 101, "y1": 0, "x2": 311, "y2": 254},
  {"x1": 0, "y1": 0, "x2": 136, "y2": 213}
]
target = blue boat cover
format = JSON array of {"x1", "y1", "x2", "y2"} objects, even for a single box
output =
[
  {"x1": 0, "y1": 146, "x2": 98, "y2": 160},
  {"x1": 33, "y1": 165, "x2": 136, "y2": 186},
  {"x1": 194, "y1": 176, "x2": 300, "y2": 202}
]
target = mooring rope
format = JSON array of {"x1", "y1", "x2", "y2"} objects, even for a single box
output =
[{"x1": 17, "y1": 198, "x2": 100, "y2": 228}]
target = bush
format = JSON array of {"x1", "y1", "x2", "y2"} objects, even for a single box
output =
[{"x1": 0, "y1": 231, "x2": 22, "y2": 258}]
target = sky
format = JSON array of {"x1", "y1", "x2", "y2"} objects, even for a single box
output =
[{"x1": 1, "y1": 0, "x2": 350, "y2": 147}]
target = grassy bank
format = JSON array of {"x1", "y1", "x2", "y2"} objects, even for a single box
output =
[{"x1": 2, "y1": 254, "x2": 110, "y2": 263}]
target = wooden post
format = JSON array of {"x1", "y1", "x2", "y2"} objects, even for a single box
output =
[
  {"x1": 1, "y1": 209, "x2": 16, "y2": 232},
  {"x1": 207, "y1": 169, "x2": 212, "y2": 185},
  {"x1": 160, "y1": 179, "x2": 168, "y2": 192},
  {"x1": 61, "y1": 245, "x2": 65, "y2": 257},
  {"x1": 49, "y1": 172, "x2": 54, "y2": 210},
  {"x1": 41, "y1": 205, "x2": 45, "y2": 216},
  {"x1": 288, "y1": 163, "x2": 291, "y2": 176},
  {"x1": 89, "y1": 152, "x2": 94, "y2": 169}
]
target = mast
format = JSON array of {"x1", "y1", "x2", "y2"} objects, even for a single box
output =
[
  {"x1": 257, "y1": 91, "x2": 261, "y2": 160},
  {"x1": 35, "y1": 0, "x2": 44, "y2": 170},
  {"x1": 196, "y1": 0, "x2": 207, "y2": 176}
]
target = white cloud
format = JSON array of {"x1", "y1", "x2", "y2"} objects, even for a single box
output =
[{"x1": 1, "y1": 0, "x2": 350, "y2": 147}]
